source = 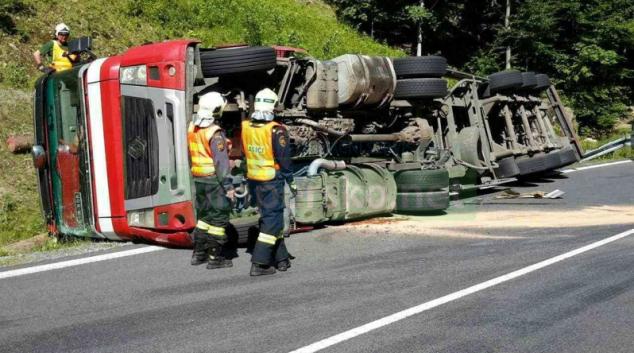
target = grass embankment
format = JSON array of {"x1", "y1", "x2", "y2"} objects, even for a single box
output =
[
  {"x1": 0, "y1": 0, "x2": 403, "y2": 248},
  {"x1": 578, "y1": 125, "x2": 634, "y2": 164}
]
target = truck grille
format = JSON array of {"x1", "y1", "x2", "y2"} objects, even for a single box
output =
[{"x1": 122, "y1": 96, "x2": 159, "y2": 199}]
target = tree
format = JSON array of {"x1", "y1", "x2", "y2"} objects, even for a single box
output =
[
  {"x1": 501, "y1": 0, "x2": 634, "y2": 134},
  {"x1": 328, "y1": 0, "x2": 634, "y2": 135}
]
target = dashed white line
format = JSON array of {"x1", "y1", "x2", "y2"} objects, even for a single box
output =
[
  {"x1": 289, "y1": 228, "x2": 634, "y2": 353},
  {"x1": 0, "y1": 246, "x2": 164, "y2": 279},
  {"x1": 561, "y1": 160, "x2": 632, "y2": 174}
]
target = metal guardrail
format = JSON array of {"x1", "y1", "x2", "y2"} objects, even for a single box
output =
[{"x1": 580, "y1": 136, "x2": 632, "y2": 163}]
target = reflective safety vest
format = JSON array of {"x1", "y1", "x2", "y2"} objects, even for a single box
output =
[
  {"x1": 51, "y1": 41, "x2": 77, "y2": 71},
  {"x1": 188, "y1": 123, "x2": 231, "y2": 177},
  {"x1": 241, "y1": 120, "x2": 281, "y2": 181}
]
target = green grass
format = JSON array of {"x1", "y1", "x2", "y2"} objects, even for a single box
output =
[
  {"x1": 0, "y1": 237, "x2": 99, "y2": 267},
  {"x1": 579, "y1": 130, "x2": 634, "y2": 164},
  {"x1": 0, "y1": 257, "x2": 26, "y2": 267},
  {"x1": 32, "y1": 236, "x2": 87, "y2": 252},
  {"x1": 0, "y1": 0, "x2": 404, "y2": 91},
  {"x1": 0, "y1": 89, "x2": 45, "y2": 247}
]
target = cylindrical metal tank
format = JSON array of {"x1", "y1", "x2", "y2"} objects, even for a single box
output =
[
  {"x1": 294, "y1": 163, "x2": 397, "y2": 224},
  {"x1": 306, "y1": 60, "x2": 339, "y2": 110},
  {"x1": 331, "y1": 54, "x2": 396, "y2": 109}
]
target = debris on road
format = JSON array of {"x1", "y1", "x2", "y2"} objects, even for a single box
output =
[
  {"x1": 544, "y1": 189, "x2": 566, "y2": 199},
  {"x1": 493, "y1": 189, "x2": 566, "y2": 200},
  {"x1": 494, "y1": 189, "x2": 547, "y2": 199}
]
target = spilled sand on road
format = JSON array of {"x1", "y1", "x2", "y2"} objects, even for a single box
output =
[{"x1": 340, "y1": 205, "x2": 634, "y2": 239}]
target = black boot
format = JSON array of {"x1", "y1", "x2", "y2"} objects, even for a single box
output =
[
  {"x1": 190, "y1": 231, "x2": 208, "y2": 266},
  {"x1": 276, "y1": 259, "x2": 291, "y2": 272},
  {"x1": 250, "y1": 264, "x2": 276, "y2": 276},
  {"x1": 207, "y1": 256, "x2": 233, "y2": 269}
]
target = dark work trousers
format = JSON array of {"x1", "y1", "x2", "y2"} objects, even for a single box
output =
[
  {"x1": 249, "y1": 177, "x2": 290, "y2": 265},
  {"x1": 193, "y1": 179, "x2": 232, "y2": 258}
]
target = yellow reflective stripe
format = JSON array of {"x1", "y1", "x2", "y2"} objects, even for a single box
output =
[
  {"x1": 196, "y1": 221, "x2": 210, "y2": 230},
  {"x1": 277, "y1": 230, "x2": 285, "y2": 239},
  {"x1": 191, "y1": 166, "x2": 215, "y2": 174},
  {"x1": 189, "y1": 143, "x2": 202, "y2": 152},
  {"x1": 207, "y1": 226, "x2": 226, "y2": 237},
  {"x1": 191, "y1": 156, "x2": 214, "y2": 164},
  {"x1": 257, "y1": 233, "x2": 277, "y2": 245}
]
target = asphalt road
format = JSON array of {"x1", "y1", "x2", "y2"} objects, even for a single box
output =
[{"x1": 1, "y1": 162, "x2": 633, "y2": 353}]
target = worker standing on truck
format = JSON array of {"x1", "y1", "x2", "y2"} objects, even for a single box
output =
[
  {"x1": 33, "y1": 23, "x2": 79, "y2": 72},
  {"x1": 242, "y1": 88, "x2": 297, "y2": 276},
  {"x1": 188, "y1": 92, "x2": 236, "y2": 269}
]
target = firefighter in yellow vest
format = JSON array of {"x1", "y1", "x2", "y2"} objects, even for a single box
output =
[
  {"x1": 188, "y1": 92, "x2": 236, "y2": 269},
  {"x1": 242, "y1": 88, "x2": 297, "y2": 276},
  {"x1": 33, "y1": 23, "x2": 79, "y2": 73}
]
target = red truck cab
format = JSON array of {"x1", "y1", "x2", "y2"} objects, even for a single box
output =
[{"x1": 33, "y1": 40, "x2": 204, "y2": 246}]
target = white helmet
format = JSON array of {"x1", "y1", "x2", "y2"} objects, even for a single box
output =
[
  {"x1": 55, "y1": 23, "x2": 70, "y2": 38},
  {"x1": 194, "y1": 92, "x2": 226, "y2": 127},
  {"x1": 252, "y1": 88, "x2": 278, "y2": 121}
]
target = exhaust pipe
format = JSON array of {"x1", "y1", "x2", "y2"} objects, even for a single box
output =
[{"x1": 307, "y1": 159, "x2": 346, "y2": 177}]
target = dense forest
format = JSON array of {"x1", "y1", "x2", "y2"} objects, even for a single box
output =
[{"x1": 326, "y1": 0, "x2": 634, "y2": 135}]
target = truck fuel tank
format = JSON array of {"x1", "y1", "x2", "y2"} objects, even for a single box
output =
[
  {"x1": 294, "y1": 163, "x2": 397, "y2": 224},
  {"x1": 331, "y1": 54, "x2": 396, "y2": 110}
]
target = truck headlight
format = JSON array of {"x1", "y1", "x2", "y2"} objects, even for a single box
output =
[{"x1": 120, "y1": 65, "x2": 148, "y2": 86}]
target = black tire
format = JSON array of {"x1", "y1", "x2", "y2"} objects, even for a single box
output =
[
  {"x1": 393, "y1": 56, "x2": 447, "y2": 78},
  {"x1": 395, "y1": 190, "x2": 450, "y2": 213},
  {"x1": 200, "y1": 46, "x2": 277, "y2": 77},
  {"x1": 494, "y1": 157, "x2": 520, "y2": 178},
  {"x1": 227, "y1": 217, "x2": 260, "y2": 245},
  {"x1": 394, "y1": 78, "x2": 448, "y2": 99},
  {"x1": 489, "y1": 70, "x2": 524, "y2": 94},
  {"x1": 393, "y1": 169, "x2": 449, "y2": 192},
  {"x1": 516, "y1": 154, "x2": 549, "y2": 176},
  {"x1": 533, "y1": 74, "x2": 551, "y2": 93},
  {"x1": 519, "y1": 72, "x2": 538, "y2": 91},
  {"x1": 479, "y1": 83, "x2": 491, "y2": 99},
  {"x1": 542, "y1": 151, "x2": 563, "y2": 171},
  {"x1": 558, "y1": 146, "x2": 578, "y2": 167}
]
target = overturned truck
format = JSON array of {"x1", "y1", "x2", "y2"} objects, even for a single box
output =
[{"x1": 31, "y1": 39, "x2": 580, "y2": 247}]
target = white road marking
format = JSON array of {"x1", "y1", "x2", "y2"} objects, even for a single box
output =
[
  {"x1": 561, "y1": 160, "x2": 632, "y2": 174},
  {"x1": 0, "y1": 247, "x2": 164, "y2": 280},
  {"x1": 290, "y1": 228, "x2": 634, "y2": 353}
]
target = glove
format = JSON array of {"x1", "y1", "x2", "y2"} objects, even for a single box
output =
[
  {"x1": 226, "y1": 189, "x2": 237, "y2": 208},
  {"x1": 289, "y1": 181, "x2": 297, "y2": 198},
  {"x1": 37, "y1": 65, "x2": 47, "y2": 73}
]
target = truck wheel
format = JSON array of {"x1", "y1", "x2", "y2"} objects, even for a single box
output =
[
  {"x1": 394, "y1": 169, "x2": 449, "y2": 192},
  {"x1": 543, "y1": 151, "x2": 563, "y2": 171},
  {"x1": 394, "y1": 78, "x2": 448, "y2": 99},
  {"x1": 533, "y1": 74, "x2": 551, "y2": 93},
  {"x1": 458, "y1": 127, "x2": 491, "y2": 173},
  {"x1": 517, "y1": 154, "x2": 548, "y2": 176},
  {"x1": 558, "y1": 146, "x2": 578, "y2": 167},
  {"x1": 479, "y1": 83, "x2": 491, "y2": 99},
  {"x1": 488, "y1": 70, "x2": 524, "y2": 94},
  {"x1": 519, "y1": 72, "x2": 538, "y2": 91},
  {"x1": 393, "y1": 56, "x2": 447, "y2": 78},
  {"x1": 494, "y1": 157, "x2": 520, "y2": 178},
  {"x1": 395, "y1": 190, "x2": 450, "y2": 213},
  {"x1": 199, "y1": 46, "x2": 277, "y2": 77}
]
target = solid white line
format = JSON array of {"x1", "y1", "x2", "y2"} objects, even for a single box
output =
[
  {"x1": 290, "y1": 228, "x2": 634, "y2": 353},
  {"x1": 561, "y1": 160, "x2": 632, "y2": 174},
  {"x1": 0, "y1": 247, "x2": 164, "y2": 280}
]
